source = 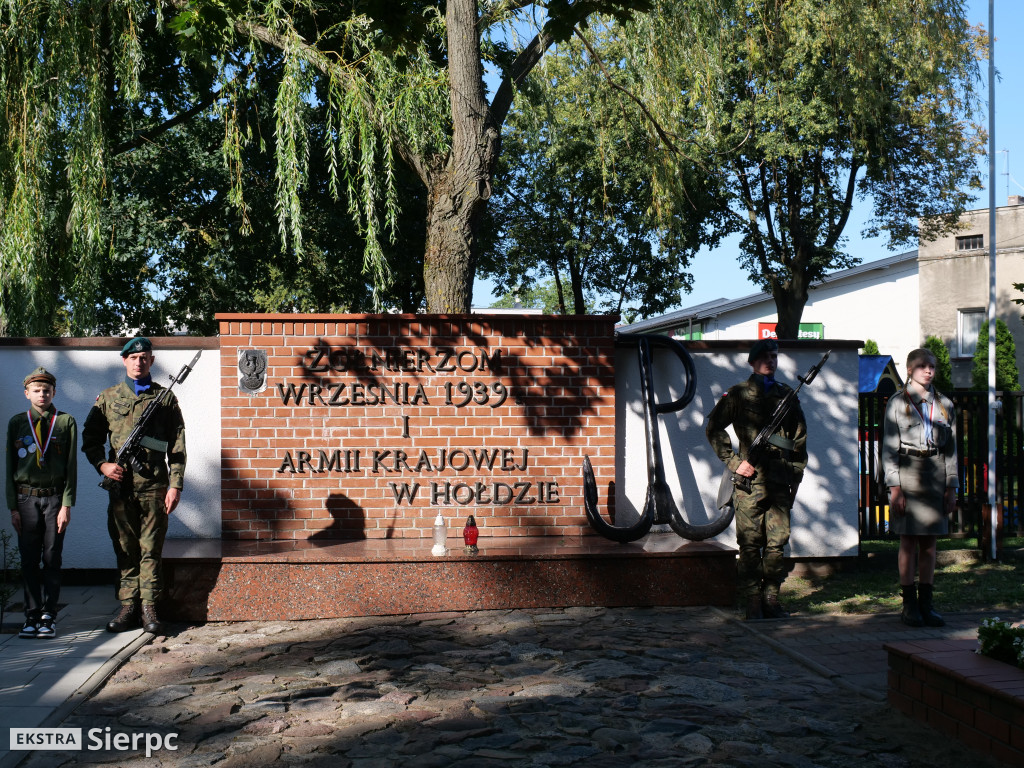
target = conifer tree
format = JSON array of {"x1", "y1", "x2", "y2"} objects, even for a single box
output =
[{"x1": 971, "y1": 320, "x2": 1021, "y2": 391}]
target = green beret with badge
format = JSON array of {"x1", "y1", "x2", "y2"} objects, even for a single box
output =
[{"x1": 121, "y1": 337, "x2": 153, "y2": 357}]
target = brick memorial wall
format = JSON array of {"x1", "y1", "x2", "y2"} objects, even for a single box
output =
[{"x1": 217, "y1": 314, "x2": 617, "y2": 541}]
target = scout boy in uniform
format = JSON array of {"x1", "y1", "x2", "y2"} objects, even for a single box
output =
[{"x1": 7, "y1": 367, "x2": 78, "y2": 638}]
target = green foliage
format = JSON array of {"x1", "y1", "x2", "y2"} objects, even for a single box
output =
[
  {"x1": 977, "y1": 618, "x2": 1024, "y2": 669},
  {"x1": 971, "y1": 319, "x2": 1021, "y2": 391},
  {"x1": 622, "y1": 0, "x2": 985, "y2": 338},
  {"x1": 77, "y1": 35, "x2": 427, "y2": 335},
  {"x1": 490, "y1": 278, "x2": 596, "y2": 315},
  {"x1": 923, "y1": 336, "x2": 954, "y2": 393},
  {"x1": 480, "y1": 25, "x2": 726, "y2": 319},
  {"x1": 1, "y1": 0, "x2": 660, "y2": 329},
  {"x1": 862, "y1": 340, "x2": 879, "y2": 355}
]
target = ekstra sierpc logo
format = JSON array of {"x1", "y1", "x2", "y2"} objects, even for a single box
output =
[{"x1": 10, "y1": 728, "x2": 178, "y2": 757}]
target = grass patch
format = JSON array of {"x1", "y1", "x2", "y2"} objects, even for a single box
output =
[{"x1": 784, "y1": 537, "x2": 1024, "y2": 616}]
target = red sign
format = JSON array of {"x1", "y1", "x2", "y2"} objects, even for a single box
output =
[{"x1": 757, "y1": 322, "x2": 824, "y2": 340}]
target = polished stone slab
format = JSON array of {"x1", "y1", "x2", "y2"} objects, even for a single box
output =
[{"x1": 162, "y1": 534, "x2": 737, "y2": 621}]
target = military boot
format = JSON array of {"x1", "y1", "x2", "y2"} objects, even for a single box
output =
[
  {"x1": 744, "y1": 594, "x2": 764, "y2": 620},
  {"x1": 106, "y1": 602, "x2": 141, "y2": 633},
  {"x1": 141, "y1": 603, "x2": 162, "y2": 635},
  {"x1": 900, "y1": 584, "x2": 924, "y2": 627},
  {"x1": 762, "y1": 590, "x2": 790, "y2": 619},
  {"x1": 917, "y1": 583, "x2": 945, "y2": 627}
]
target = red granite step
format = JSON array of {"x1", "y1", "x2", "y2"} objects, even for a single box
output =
[{"x1": 162, "y1": 535, "x2": 737, "y2": 621}]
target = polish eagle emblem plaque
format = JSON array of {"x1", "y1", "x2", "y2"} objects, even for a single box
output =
[{"x1": 238, "y1": 349, "x2": 268, "y2": 395}]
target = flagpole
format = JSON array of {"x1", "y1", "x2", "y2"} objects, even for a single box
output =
[{"x1": 986, "y1": 0, "x2": 998, "y2": 561}]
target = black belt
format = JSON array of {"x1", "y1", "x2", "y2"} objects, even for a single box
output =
[
  {"x1": 17, "y1": 485, "x2": 60, "y2": 497},
  {"x1": 899, "y1": 447, "x2": 938, "y2": 458}
]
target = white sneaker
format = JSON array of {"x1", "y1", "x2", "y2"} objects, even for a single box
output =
[
  {"x1": 36, "y1": 613, "x2": 55, "y2": 638},
  {"x1": 19, "y1": 619, "x2": 38, "y2": 639}
]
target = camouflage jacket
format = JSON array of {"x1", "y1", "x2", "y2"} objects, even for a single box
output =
[
  {"x1": 705, "y1": 373, "x2": 808, "y2": 485},
  {"x1": 81, "y1": 379, "x2": 186, "y2": 493}
]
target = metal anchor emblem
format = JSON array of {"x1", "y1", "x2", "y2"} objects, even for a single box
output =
[{"x1": 584, "y1": 333, "x2": 734, "y2": 543}]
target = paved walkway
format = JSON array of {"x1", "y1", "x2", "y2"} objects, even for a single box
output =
[
  {"x1": 0, "y1": 587, "x2": 149, "y2": 768},
  {"x1": 0, "y1": 596, "x2": 1011, "y2": 768}
]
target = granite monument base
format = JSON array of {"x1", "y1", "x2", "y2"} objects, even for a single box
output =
[{"x1": 162, "y1": 535, "x2": 737, "y2": 621}]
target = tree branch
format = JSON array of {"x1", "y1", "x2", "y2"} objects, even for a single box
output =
[
  {"x1": 231, "y1": 17, "x2": 428, "y2": 183},
  {"x1": 571, "y1": 27, "x2": 681, "y2": 155},
  {"x1": 111, "y1": 91, "x2": 218, "y2": 157},
  {"x1": 489, "y1": 28, "x2": 556, "y2": 130}
]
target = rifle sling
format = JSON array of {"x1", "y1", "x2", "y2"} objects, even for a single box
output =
[{"x1": 139, "y1": 435, "x2": 168, "y2": 452}]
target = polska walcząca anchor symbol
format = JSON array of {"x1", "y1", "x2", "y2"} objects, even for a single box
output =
[{"x1": 583, "y1": 333, "x2": 735, "y2": 543}]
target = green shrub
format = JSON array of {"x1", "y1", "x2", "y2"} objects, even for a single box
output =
[
  {"x1": 923, "y1": 335, "x2": 953, "y2": 393},
  {"x1": 977, "y1": 617, "x2": 1024, "y2": 669}
]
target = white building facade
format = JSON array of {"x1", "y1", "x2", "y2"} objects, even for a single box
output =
[{"x1": 624, "y1": 199, "x2": 1024, "y2": 387}]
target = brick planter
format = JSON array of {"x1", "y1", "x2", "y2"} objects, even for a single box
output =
[{"x1": 886, "y1": 638, "x2": 1024, "y2": 765}]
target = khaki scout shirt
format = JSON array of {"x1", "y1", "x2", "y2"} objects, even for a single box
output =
[
  {"x1": 81, "y1": 379, "x2": 186, "y2": 494},
  {"x1": 6, "y1": 405, "x2": 78, "y2": 509},
  {"x1": 705, "y1": 373, "x2": 808, "y2": 485},
  {"x1": 881, "y1": 386, "x2": 959, "y2": 490}
]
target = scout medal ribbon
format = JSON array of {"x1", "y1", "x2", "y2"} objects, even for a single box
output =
[{"x1": 27, "y1": 409, "x2": 56, "y2": 466}]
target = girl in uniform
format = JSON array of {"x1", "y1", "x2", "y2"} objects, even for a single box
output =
[{"x1": 882, "y1": 348, "x2": 958, "y2": 627}]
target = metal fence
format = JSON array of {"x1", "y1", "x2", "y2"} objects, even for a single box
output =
[{"x1": 858, "y1": 391, "x2": 1024, "y2": 540}]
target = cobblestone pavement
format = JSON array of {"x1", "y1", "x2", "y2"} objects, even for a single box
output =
[{"x1": 17, "y1": 606, "x2": 1008, "y2": 768}]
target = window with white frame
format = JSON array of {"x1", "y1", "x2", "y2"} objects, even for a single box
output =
[
  {"x1": 958, "y1": 308, "x2": 985, "y2": 357},
  {"x1": 955, "y1": 234, "x2": 984, "y2": 251}
]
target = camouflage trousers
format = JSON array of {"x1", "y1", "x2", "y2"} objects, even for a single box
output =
[
  {"x1": 734, "y1": 482, "x2": 792, "y2": 598},
  {"x1": 107, "y1": 490, "x2": 168, "y2": 604}
]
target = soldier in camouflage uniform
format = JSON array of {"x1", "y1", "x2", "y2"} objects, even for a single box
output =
[
  {"x1": 82, "y1": 338, "x2": 186, "y2": 635},
  {"x1": 7, "y1": 367, "x2": 77, "y2": 638},
  {"x1": 705, "y1": 339, "x2": 808, "y2": 620}
]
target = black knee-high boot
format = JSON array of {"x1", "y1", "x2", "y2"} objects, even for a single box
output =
[
  {"x1": 901, "y1": 584, "x2": 924, "y2": 627},
  {"x1": 917, "y1": 583, "x2": 945, "y2": 627}
]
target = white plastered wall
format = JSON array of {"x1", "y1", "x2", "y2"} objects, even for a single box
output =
[
  {"x1": 614, "y1": 342, "x2": 860, "y2": 559},
  {"x1": 0, "y1": 343, "x2": 221, "y2": 570}
]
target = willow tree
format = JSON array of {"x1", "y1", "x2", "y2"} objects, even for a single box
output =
[
  {"x1": 623, "y1": 0, "x2": 986, "y2": 338},
  {"x1": 1, "y1": 0, "x2": 648, "y2": 332}
]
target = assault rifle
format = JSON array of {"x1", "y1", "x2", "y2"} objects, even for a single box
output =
[
  {"x1": 718, "y1": 350, "x2": 830, "y2": 506},
  {"x1": 100, "y1": 350, "x2": 202, "y2": 493}
]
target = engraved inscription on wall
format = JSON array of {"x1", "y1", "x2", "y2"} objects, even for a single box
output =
[{"x1": 275, "y1": 340, "x2": 560, "y2": 508}]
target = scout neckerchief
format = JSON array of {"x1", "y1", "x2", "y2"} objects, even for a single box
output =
[
  {"x1": 25, "y1": 406, "x2": 56, "y2": 467},
  {"x1": 905, "y1": 386, "x2": 935, "y2": 447}
]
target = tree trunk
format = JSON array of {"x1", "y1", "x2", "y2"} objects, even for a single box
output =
[
  {"x1": 422, "y1": 0, "x2": 500, "y2": 313},
  {"x1": 772, "y1": 266, "x2": 810, "y2": 339},
  {"x1": 422, "y1": 178, "x2": 482, "y2": 312},
  {"x1": 567, "y1": 249, "x2": 586, "y2": 314}
]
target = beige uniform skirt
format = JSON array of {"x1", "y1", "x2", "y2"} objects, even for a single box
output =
[{"x1": 890, "y1": 452, "x2": 949, "y2": 536}]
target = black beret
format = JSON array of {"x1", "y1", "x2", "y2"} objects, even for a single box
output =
[{"x1": 748, "y1": 338, "x2": 779, "y2": 364}]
